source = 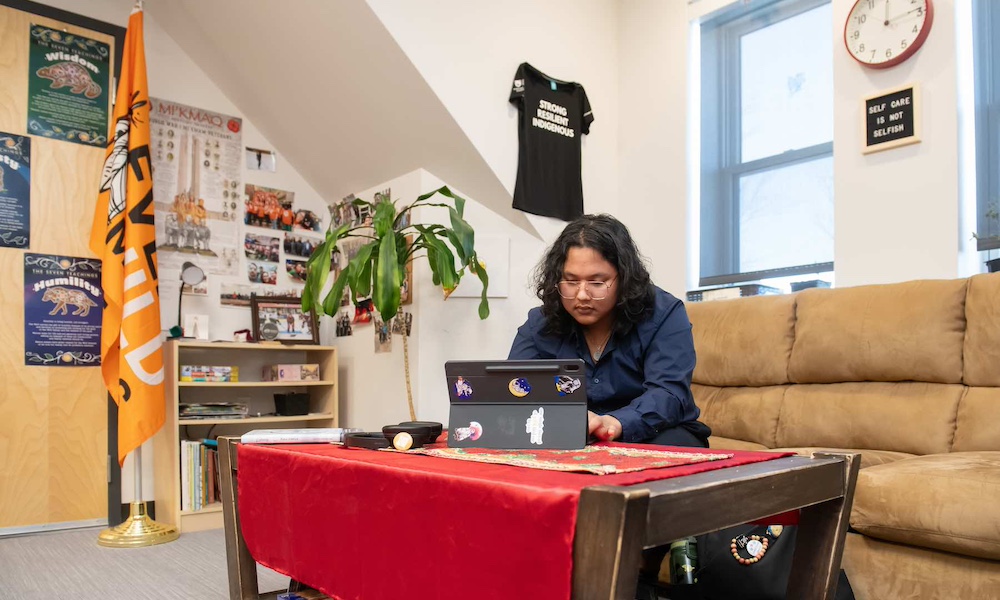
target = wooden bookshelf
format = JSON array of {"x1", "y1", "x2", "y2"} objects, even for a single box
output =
[{"x1": 152, "y1": 340, "x2": 337, "y2": 532}]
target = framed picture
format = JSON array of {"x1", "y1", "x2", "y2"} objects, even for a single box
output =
[{"x1": 250, "y1": 294, "x2": 319, "y2": 345}]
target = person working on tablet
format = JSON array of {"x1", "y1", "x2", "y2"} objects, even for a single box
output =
[{"x1": 508, "y1": 213, "x2": 710, "y2": 448}]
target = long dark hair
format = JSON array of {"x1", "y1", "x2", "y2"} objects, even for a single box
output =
[{"x1": 533, "y1": 214, "x2": 654, "y2": 337}]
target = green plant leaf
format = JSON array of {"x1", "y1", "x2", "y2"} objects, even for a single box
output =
[
  {"x1": 302, "y1": 237, "x2": 334, "y2": 313},
  {"x1": 434, "y1": 186, "x2": 466, "y2": 218},
  {"x1": 447, "y1": 208, "x2": 475, "y2": 263},
  {"x1": 374, "y1": 232, "x2": 401, "y2": 320},
  {"x1": 471, "y1": 252, "x2": 490, "y2": 319},
  {"x1": 372, "y1": 197, "x2": 396, "y2": 239},
  {"x1": 415, "y1": 225, "x2": 460, "y2": 290},
  {"x1": 302, "y1": 187, "x2": 493, "y2": 326},
  {"x1": 443, "y1": 229, "x2": 467, "y2": 264},
  {"x1": 322, "y1": 266, "x2": 351, "y2": 315},
  {"x1": 349, "y1": 241, "x2": 376, "y2": 300},
  {"x1": 424, "y1": 234, "x2": 459, "y2": 293}
]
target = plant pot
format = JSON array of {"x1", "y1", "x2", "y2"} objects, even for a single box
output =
[{"x1": 987, "y1": 258, "x2": 1000, "y2": 273}]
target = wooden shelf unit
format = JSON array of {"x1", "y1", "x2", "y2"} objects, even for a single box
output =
[{"x1": 153, "y1": 340, "x2": 338, "y2": 532}]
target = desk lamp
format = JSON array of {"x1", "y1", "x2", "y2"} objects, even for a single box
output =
[{"x1": 168, "y1": 261, "x2": 206, "y2": 338}]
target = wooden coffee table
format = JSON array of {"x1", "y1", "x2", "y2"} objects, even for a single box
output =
[{"x1": 218, "y1": 438, "x2": 858, "y2": 600}]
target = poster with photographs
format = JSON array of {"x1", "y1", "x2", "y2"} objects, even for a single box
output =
[
  {"x1": 335, "y1": 310, "x2": 353, "y2": 337},
  {"x1": 328, "y1": 194, "x2": 361, "y2": 228},
  {"x1": 284, "y1": 233, "x2": 321, "y2": 259},
  {"x1": 244, "y1": 183, "x2": 294, "y2": 230},
  {"x1": 392, "y1": 311, "x2": 412, "y2": 337},
  {"x1": 374, "y1": 318, "x2": 391, "y2": 353},
  {"x1": 150, "y1": 97, "x2": 242, "y2": 277},
  {"x1": 247, "y1": 261, "x2": 277, "y2": 285},
  {"x1": 244, "y1": 232, "x2": 280, "y2": 262},
  {"x1": 23, "y1": 254, "x2": 102, "y2": 366},
  {"x1": 286, "y1": 259, "x2": 307, "y2": 283},
  {"x1": 26, "y1": 25, "x2": 110, "y2": 147},
  {"x1": 0, "y1": 133, "x2": 30, "y2": 248},
  {"x1": 220, "y1": 284, "x2": 300, "y2": 308},
  {"x1": 293, "y1": 208, "x2": 323, "y2": 233}
]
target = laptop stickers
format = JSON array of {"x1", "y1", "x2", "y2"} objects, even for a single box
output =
[{"x1": 445, "y1": 359, "x2": 588, "y2": 450}]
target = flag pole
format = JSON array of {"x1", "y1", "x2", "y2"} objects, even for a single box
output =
[
  {"x1": 98, "y1": 446, "x2": 178, "y2": 547},
  {"x1": 93, "y1": 2, "x2": 177, "y2": 548}
]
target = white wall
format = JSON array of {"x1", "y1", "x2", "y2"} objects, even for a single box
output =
[
  {"x1": 832, "y1": 0, "x2": 962, "y2": 286},
  {"x1": 41, "y1": 0, "x2": 328, "y2": 501},
  {"x1": 617, "y1": 0, "x2": 692, "y2": 297},
  {"x1": 365, "y1": 0, "x2": 621, "y2": 220},
  {"x1": 627, "y1": 0, "x2": 973, "y2": 290}
]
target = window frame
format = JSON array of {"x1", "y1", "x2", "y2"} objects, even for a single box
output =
[
  {"x1": 972, "y1": 0, "x2": 1000, "y2": 251},
  {"x1": 700, "y1": 0, "x2": 834, "y2": 287}
]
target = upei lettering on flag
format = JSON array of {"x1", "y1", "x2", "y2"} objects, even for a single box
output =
[{"x1": 88, "y1": 6, "x2": 164, "y2": 467}]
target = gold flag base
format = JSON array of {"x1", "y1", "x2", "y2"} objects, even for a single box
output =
[{"x1": 97, "y1": 501, "x2": 179, "y2": 548}]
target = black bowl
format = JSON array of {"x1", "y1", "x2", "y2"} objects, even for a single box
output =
[
  {"x1": 381, "y1": 423, "x2": 433, "y2": 448},
  {"x1": 398, "y1": 421, "x2": 443, "y2": 441}
]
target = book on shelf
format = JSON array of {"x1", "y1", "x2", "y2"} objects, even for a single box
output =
[
  {"x1": 180, "y1": 439, "x2": 221, "y2": 512},
  {"x1": 179, "y1": 402, "x2": 249, "y2": 419},
  {"x1": 240, "y1": 428, "x2": 362, "y2": 444}
]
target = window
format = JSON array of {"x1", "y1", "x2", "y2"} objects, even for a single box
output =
[
  {"x1": 972, "y1": 0, "x2": 1000, "y2": 251},
  {"x1": 700, "y1": 0, "x2": 834, "y2": 286}
]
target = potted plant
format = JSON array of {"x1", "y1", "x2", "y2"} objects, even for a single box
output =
[{"x1": 302, "y1": 186, "x2": 489, "y2": 420}]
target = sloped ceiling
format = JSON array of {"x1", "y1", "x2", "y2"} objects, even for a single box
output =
[{"x1": 149, "y1": 0, "x2": 535, "y2": 235}]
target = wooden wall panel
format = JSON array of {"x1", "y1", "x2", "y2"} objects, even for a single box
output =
[
  {"x1": 0, "y1": 7, "x2": 29, "y2": 133},
  {"x1": 0, "y1": 4, "x2": 116, "y2": 529}
]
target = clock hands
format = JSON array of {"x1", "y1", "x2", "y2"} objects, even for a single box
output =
[{"x1": 887, "y1": 4, "x2": 924, "y2": 24}]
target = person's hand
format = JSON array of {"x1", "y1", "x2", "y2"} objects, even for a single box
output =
[{"x1": 588, "y1": 410, "x2": 623, "y2": 442}]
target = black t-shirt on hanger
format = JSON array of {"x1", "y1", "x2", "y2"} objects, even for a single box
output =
[{"x1": 509, "y1": 62, "x2": 593, "y2": 221}]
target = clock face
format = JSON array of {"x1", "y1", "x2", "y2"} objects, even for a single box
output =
[{"x1": 845, "y1": 0, "x2": 933, "y2": 69}]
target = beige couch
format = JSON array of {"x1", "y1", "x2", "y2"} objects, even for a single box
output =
[{"x1": 685, "y1": 274, "x2": 1000, "y2": 600}]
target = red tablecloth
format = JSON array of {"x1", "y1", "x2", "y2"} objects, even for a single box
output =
[{"x1": 237, "y1": 442, "x2": 793, "y2": 600}]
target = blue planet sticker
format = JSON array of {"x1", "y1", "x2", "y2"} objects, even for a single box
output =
[{"x1": 508, "y1": 377, "x2": 531, "y2": 397}]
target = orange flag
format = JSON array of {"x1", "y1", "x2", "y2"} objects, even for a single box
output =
[{"x1": 89, "y1": 6, "x2": 164, "y2": 467}]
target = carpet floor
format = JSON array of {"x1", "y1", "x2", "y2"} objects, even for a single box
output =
[{"x1": 0, "y1": 526, "x2": 289, "y2": 600}]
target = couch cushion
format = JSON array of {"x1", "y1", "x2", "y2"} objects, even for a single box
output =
[
  {"x1": 707, "y1": 436, "x2": 769, "y2": 452},
  {"x1": 843, "y1": 532, "x2": 1000, "y2": 600},
  {"x1": 788, "y1": 279, "x2": 967, "y2": 384},
  {"x1": 851, "y1": 452, "x2": 1000, "y2": 560},
  {"x1": 771, "y1": 447, "x2": 915, "y2": 470},
  {"x1": 686, "y1": 295, "x2": 795, "y2": 387},
  {"x1": 692, "y1": 384, "x2": 785, "y2": 448},
  {"x1": 953, "y1": 387, "x2": 1000, "y2": 452},
  {"x1": 775, "y1": 383, "x2": 961, "y2": 455},
  {"x1": 963, "y1": 273, "x2": 1000, "y2": 386}
]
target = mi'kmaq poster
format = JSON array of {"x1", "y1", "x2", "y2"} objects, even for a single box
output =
[{"x1": 149, "y1": 97, "x2": 242, "y2": 277}]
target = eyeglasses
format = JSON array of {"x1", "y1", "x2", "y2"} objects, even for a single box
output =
[{"x1": 556, "y1": 278, "x2": 616, "y2": 300}]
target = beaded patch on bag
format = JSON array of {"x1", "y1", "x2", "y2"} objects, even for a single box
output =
[{"x1": 730, "y1": 525, "x2": 782, "y2": 565}]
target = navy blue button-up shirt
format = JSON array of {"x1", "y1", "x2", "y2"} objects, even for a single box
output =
[{"x1": 508, "y1": 286, "x2": 700, "y2": 443}]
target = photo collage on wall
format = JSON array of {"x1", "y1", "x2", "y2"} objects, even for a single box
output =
[
  {"x1": 325, "y1": 189, "x2": 413, "y2": 344},
  {"x1": 140, "y1": 97, "x2": 330, "y2": 322}
]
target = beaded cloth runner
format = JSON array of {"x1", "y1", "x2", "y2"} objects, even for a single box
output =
[{"x1": 406, "y1": 444, "x2": 734, "y2": 475}]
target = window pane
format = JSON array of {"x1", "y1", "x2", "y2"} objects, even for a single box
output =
[
  {"x1": 741, "y1": 4, "x2": 833, "y2": 162},
  {"x1": 739, "y1": 156, "x2": 834, "y2": 273}
]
